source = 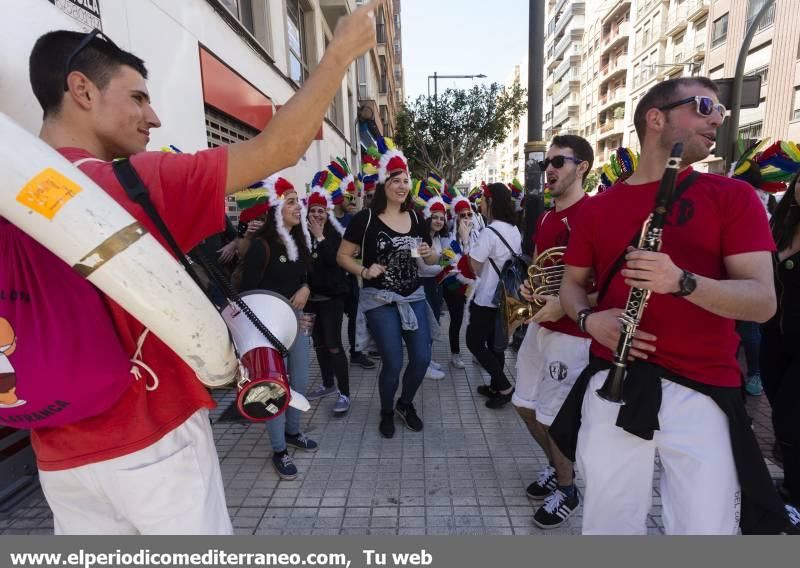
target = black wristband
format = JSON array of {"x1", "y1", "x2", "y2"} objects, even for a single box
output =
[{"x1": 577, "y1": 308, "x2": 594, "y2": 334}]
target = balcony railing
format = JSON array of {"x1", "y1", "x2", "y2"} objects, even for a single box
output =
[
  {"x1": 745, "y1": 3, "x2": 776, "y2": 34},
  {"x1": 738, "y1": 120, "x2": 763, "y2": 140}
]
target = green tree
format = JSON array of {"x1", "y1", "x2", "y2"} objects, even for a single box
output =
[
  {"x1": 583, "y1": 170, "x2": 600, "y2": 193},
  {"x1": 395, "y1": 82, "x2": 527, "y2": 185}
]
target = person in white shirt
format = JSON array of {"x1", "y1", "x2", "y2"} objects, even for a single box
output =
[{"x1": 466, "y1": 183, "x2": 522, "y2": 409}]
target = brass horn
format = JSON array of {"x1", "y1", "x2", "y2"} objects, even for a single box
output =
[{"x1": 502, "y1": 246, "x2": 567, "y2": 337}]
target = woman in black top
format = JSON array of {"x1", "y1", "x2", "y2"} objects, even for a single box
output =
[
  {"x1": 761, "y1": 172, "x2": 800, "y2": 509},
  {"x1": 239, "y1": 188, "x2": 318, "y2": 481},
  {"x1": 305, "y1": 195, "x2": 351, "y2": 414},
  {"x1": 337, "y1": 168, "x2": 439, "y2": 438}
]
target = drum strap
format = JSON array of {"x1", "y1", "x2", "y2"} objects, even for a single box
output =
[
  {"x1": 111, "y1": 159, "x2": 208, "y2": 291},
  {"x1": 111, "y1": 159, "x2": 289, "y2": 358}
]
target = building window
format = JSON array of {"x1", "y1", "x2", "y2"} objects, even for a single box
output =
[
  {"x1": 379, "y1": 105, "x2": 390, "y2": 136},
  {"x1": 356, "y1": 56, "x2": 368, "y2": 99},
  {"x1": 376, "y1": 6, "x2": 386, "y2": 44},
  {"x1": 712, "y1": 14, "x2": 728, "y2": 48},
  {"x1": 379, "y1": 55, "x2": 388, "y2": 94},
  {"x1": 287, "y1": 0, "x2": 308, "y2": 84},
  {"x1": 793, "y1": 87, "x2": 800, "y2": 121}
]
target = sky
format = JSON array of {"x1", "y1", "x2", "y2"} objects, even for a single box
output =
[{"x1": 401, "y1": 0, "x2": 530, "y2": 101}]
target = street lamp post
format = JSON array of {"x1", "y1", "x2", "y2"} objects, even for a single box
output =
[
  {"x1": 427, "y1": 72, "x2": 487, "y2": 103},
  {"x1": 726, "y1": 0, "x2": 775, "y2": 172}
]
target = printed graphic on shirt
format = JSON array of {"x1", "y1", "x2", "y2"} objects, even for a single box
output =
[
  {"x1": 0, "y1": 317, "x2": 25, "y2": 409},
  {"x1": 375, "y1": 231, "x2": 418, "y2": 293},
  {"x1": 548, "y1": 361, "x2": 568, "y2": 382}
]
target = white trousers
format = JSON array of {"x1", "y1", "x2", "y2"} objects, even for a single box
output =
[
  {"x1": 513, "y1": 322, "x2": 591, "y2": 426},
  {"x1": 39, "y1": 409, "x2": 233, "y2": 535},
  {"x1": 577, "y1": 371, "x2": 740, "y2": 535}
]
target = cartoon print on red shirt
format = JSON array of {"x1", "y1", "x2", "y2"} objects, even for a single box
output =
[{"x1": 0, "y1": 317, "x2": 25, "y2": 408}]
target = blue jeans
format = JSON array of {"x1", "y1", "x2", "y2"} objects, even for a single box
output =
[
  {"x1": 420, "y1": 277, "x2": 443, "y2": 323},
  {"x1": 736, "y1": 320, "x2": 761, "y2": 377},
  {"x1": 265, "y1": 333, "x2": 311, "y2": 452},
  {"x1": 365, "y1": 300, "x2": 432, "y2": 413}
]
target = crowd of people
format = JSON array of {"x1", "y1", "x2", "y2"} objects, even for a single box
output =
[{"x1": 2, "y1": 0, "x2": 800, "y2": 536}]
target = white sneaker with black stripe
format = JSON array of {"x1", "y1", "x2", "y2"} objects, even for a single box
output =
[{"x1": 533, "y1": 487, "x2": 580, "y2": 529}]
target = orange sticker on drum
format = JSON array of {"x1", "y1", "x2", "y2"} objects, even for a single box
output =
[{"x1": 16, "y1": 168, "x2": 82, "y2": 220}]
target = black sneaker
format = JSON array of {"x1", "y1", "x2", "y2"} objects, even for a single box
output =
[
  {"x1": 272, "y1": 452, "x2": 298, "y2": 480},
  {"x1": 368, "y1": 350, "x2": 381, "y2": 358},
  {"x1": 395, "y1": 401, "x2": 423, "y2": 432},
  {"x1": 485, "y1": 389, "x2": 513, "y2": 409},
  {"x1": 379, "y1": 412, "x2": 395, "y2": 438},
  {"x1": 533, "y1": 488, "x2": 580, "y2": 529},
  {"x1": 350, "y1": 352, "x2": 376, "y2": 369},
  {"x1": 285, "y1": 432, "x2": 318, "y2": 452},
  {"x1": 786, "y1": 504, "x2": 800, "y2": 532},
  {"x1": 476, "y1": 385, "x2": 498, "y2": 398},
  {"x1": 526, "y1": 465, "x2": 557, "y2": 502}
]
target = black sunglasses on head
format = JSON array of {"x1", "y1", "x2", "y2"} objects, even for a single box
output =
[
  {"x1": 63, "y1": 29, "x2": 122, "y2": 91},
  {"x1": 538, "y1": 155, "x2": 583, "y2": 170}
]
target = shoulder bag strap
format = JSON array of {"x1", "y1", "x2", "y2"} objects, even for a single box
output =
[
  {"x1": 596, "y1": 171, "x2": 700, "y2": 302},
  {"x1": 487, "y1": 225, "x2": 519, "y2": 258}
]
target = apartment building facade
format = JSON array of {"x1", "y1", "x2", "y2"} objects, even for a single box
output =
[
  {"x1": 706, "y1": 0, "x2": 800, "y2": 155},
  {"x1": 543, "y1": 0, "x2": 586, "y2": 141},
  {"x1": 1, "y1": 0, "x2": 405, "y2": 213},
  {"x1": 497, "y1": 63, "x2": 529, "y2": 182}
]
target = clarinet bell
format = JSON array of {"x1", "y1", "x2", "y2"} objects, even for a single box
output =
[{"x1": 595, "y1": 366, "x2": 626, "y2": 405}]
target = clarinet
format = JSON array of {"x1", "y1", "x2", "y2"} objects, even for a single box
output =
[{"x1": 595, "y1": 142, "x2": 684, "y2": 404}]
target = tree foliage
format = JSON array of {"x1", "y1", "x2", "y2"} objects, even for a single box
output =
[
  {"x1": 583, "y1": 170, "x2": 600, "y2": 193},
  {"x1": 394, "y1": 82, "x2": 527, "y2": 185}
]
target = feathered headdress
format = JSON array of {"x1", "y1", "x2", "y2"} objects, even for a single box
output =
[
  {"x1": 248, "y1": 174, "x2": 310, "y2": 261},
  {"x1": 599, "y1": 147, "x2": 639, "y2": 192},
  {"x1": 508, "y1": 178, "x2": 524, "y2": 211},
  {"x1": 308, "y1": 169, "x2": 346, "y2": 235},
  {"x1": 375, "y1": 136, "x2": 409, "y2": 183},
  {"x1": 413, "y1": 176, "x2": 448, "y2": 219},
  {"x1": 733, "y1": 139, "x2": 800, "y2": 193},
  {"x1": 327, "y1": 157, "x2": 359, "y2": 199},
  {"x1": 361, "y1": 146, "x2": 380, "y2": 195},
  {"x1": 467, "y1": 185, "x2": 482, "y2": 204}
]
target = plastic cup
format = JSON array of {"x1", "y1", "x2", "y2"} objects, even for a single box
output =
[
  {"x1": 300, "y1": 312, "x2": 316, "y2": 336},
  {"x1": 410, "y1": 237, "x2": 423, "y2": 258}
]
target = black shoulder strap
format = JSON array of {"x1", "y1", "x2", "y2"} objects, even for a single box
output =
[
  {"x1": 111, "y1": 158, "x2": 290, "y2": 357},
  {"x1": 596, "y1": 171, "x2": 700, "y2": 302},
  {"x1": 487, "y1": 225, "x2": 519, "y2": 258},
  {"x1": 112, "y1": 159, "x2": 206, "y2": 290}
]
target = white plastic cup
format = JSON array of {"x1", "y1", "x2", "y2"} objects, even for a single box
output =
[{"x1": 410, "y1": 237, "x2": 423, "y2": 258}]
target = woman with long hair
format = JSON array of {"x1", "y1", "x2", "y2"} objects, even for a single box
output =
[
  {"x1": 238, "y1": 177, "x2": 317, "y2": 480},
  {"x1": 761, "y1": 171, "x2": 800, "y2": 511},
  {"x1": 414, "y1": 190, "x2": 448, "y2": 380},
  {"x1": 304, "y1": 183, "x2": 352, "y2": 414},
  {"x1": 337, "y1": 140, "x2": 440, "y2": 438},
  {"x1": 440, "y1": 196, "x2": 481, "y2": 369},
  {"x1": 466, "y1": 182, "x2": 522, "y2": 409}
]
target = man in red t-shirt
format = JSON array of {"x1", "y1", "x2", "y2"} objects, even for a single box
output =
[
  {"x1": 558, "y1": 77, "x2": 777, "y2": 534},
  {"x1": 20, "y1": 2, "x2": 378, "y2": 534},
  {"x1": 514, "y1": 135, "x2": 594, "y2": 529}
]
